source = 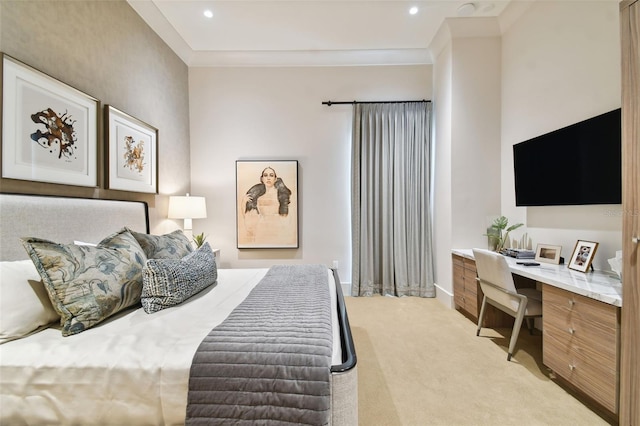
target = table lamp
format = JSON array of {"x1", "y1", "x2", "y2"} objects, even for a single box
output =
[{"x1": 168, "y1": 193, "x2": 207, "y2": 232}]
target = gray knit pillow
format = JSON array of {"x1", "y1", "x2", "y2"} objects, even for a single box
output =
[{"x1": 141, "y1": 243, "x2": 217, "y2": 313}]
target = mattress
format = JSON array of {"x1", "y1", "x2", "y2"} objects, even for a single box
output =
[{"x1": 0, "y1": 268, "x2": 342, "y2": 425}]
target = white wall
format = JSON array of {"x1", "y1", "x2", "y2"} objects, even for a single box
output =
[
  {"x1": 433, "y1": 42, "x2": 454, "y2": 305},
  {"x1": 431, "y1": 19, "x2": 502, "y2": 303},
  {"x1": 500, "y1": 0, "x2": 622, "y2": 269},
  {"x1": 431, "y1": 2, "x2": 621, "y2": 307},
  {"x1": 189, "y1": 66, "x2": 432, "y2": 286}
]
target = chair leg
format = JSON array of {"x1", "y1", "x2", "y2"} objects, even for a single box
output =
[
  {"x1": 507, "y1": 301, "x2": 528, "y2": 361},
  {"x1": 477, "y1": 296, "x2": 487, "y2": 337},
  {"x1": 525, "y1": 317, "x2": 534, "y2": 335}
]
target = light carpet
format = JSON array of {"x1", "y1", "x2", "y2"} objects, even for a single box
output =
[{"x1": 344, "y1": 295, "x2": 612, "y2": 426}]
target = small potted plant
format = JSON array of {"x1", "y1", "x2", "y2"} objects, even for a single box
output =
[
  {"x1": 193, "y1": 232, "x2": 207, "y2": 248},
  {"x1": 485, "y1": 216, "x2": 523, "y2": 252}
]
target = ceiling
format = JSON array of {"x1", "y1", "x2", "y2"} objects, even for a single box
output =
[{"x1": 127, "y1": 0, "x2": 511, "y2": 67}]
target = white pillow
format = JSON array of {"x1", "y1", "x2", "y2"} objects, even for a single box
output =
[{"x1": 0, "y1": 260, "x2": 59, "y2": 344}]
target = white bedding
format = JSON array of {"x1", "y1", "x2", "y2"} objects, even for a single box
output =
[{"x1": 0, "y1": 268, "x2": 341, "y2": 425}]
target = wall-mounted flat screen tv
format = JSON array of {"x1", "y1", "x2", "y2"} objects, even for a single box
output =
[{"x1": 513, "y1": 108, "x2": 621, "y2": 206}]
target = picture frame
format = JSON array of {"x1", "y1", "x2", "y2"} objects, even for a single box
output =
[
  {"x1": 105, "y1": 105, "x2": 158, "y2": 193},
  {"x1": 236, "y1": 160, "x2": 298, "y2": 249},
  {"x1": 1, "y1": 54, "x2": 98, "y2": 187},
  {"x1": 534, "y1": 243, "x2": 563, "y2": 265},
  {"x1": 568, "y1": 240, "x2": 599, "y2": 272}
]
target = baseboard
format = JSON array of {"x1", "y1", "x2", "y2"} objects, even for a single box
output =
[
  {"x1": 435, "y1": 283, "x2": 454, "y2": 308},
  {"x1": 341, "y1": 282, "x2": 351, "y2": 297}
]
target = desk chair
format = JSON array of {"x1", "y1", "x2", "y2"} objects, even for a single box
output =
[{"x1": 472, "y1": 248, "x2": 542, "y2": 361}]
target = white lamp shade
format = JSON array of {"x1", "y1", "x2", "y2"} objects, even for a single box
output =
[{"x1": 168, "y1": 195, "x2": 207, "y2": 220}]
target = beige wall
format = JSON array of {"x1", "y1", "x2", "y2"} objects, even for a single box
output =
[
  {"x1": 0, "y1": 0, "x2": 191, "y2": 234},
  {"x1": 188, "y1": 65, "x2": 432, "y2": 283}
]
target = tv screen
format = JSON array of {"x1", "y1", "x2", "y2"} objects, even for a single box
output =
[{"x1": 513, "y1": 109, "x2": 622, "y2": 206}]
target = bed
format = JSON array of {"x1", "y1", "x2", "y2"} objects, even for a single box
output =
[{"x1": 0, "y1": 193, "x2": 357, "y2": 425}]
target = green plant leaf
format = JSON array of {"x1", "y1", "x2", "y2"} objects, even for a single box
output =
[{"x1": 506, "y1": 223, "x2": 524, "y2": 232}]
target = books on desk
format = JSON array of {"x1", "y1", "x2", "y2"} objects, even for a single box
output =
[{"x1": 502, "y1": 248, "x2": 535, "y2": 259}]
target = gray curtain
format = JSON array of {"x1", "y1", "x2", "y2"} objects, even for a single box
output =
[{"x1": 351, "y1": 102, "x2": 435, "y2": 297}]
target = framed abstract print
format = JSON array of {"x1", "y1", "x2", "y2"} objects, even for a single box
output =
[
  {"x1": 105, "y1": 105, "x2": 158, "y2": 193},
  {"x1": 1, "y1": 54, "x2": 98, "y2": 187},
  {"x1": 236, "y1": 160, "x2": 298, "y2": 249}
]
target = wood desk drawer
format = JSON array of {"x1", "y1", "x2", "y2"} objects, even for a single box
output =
[
  {"x1": 542, "y1": 284, "x2": 620, "y2": 414},
  {"x1": 463, "y1": 269, "x2": 478, "y2": 296},
  {"x1": 462, "y1": 258, "x2": 476, "y2": 273},
  {"x1": 543, "y1": 327, "x2": 617, "y2": 412},
  {"x1": 543, "y1": 302, "x2": 617, "y2": 359},
  {"x1": 453, "y1": 263, "x2": 464, "y2": 282},
  {"x1": 543, "y1": 285, "x2": 618, "y2": 330}
]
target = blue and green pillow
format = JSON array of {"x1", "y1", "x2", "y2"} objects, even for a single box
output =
[
  {"x1": 22, "y1": 228, "x2": 147, "y2": 336},
  {"x1": 127, "y1": 228, "x2": 193, "y2": 260}
]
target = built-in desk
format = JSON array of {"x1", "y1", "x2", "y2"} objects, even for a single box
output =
[
  {"x1": 452, "y1": 248, "x2": 622, "y2": 307},
  {"x1": 452, "y1": 248, "x2": 622, "y2": 417}
]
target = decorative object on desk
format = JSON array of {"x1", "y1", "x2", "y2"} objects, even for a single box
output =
[
  {"x1": 503, "y1": 248, "x2": 535, "y2": 259},
  {"x1": 168, "y1": 193, "x2": 207, "y2": 235},
  {"x1": 193, "y1": 232, "x2": 207, "y2": 248},
  {"x1": 535, "y1": 243, "x2": 563, "y2": 265},
  {"x1": 236, "y1": 160, "x2": 298, "y2": 249},
  {"x1": 105, "y1": 105, "x2": 158, "y2": 193},
  {"x1": 2, "y1": 54, "x2": 98, "y2": 187},
  {"x1": 486, "y1": 226, "x2": 500, "y2": 251},
  {"x1": 484, "y1": 216, "x2": 523, "y2": 252},
  {"x1": 608, "y1": 250, "x2": 622, "y2": 280},
  {"x1": 568, "y1": 240, "x2": 599, "y2": 272},
  {"x1": 518, "y1": 232, "x2": 533, "y2": 250}
]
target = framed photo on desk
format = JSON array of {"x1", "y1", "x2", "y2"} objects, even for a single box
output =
[
  {"x1": 535, "y1": 244, "x2": 562, "y2": 265},
  {"x1": 568, "y1": 240, "x2": 599, "y2": 272}
]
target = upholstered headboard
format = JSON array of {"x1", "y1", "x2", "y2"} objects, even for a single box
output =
[{"x1": 0, "y1": 194, "x2": 149, "y2": 261}]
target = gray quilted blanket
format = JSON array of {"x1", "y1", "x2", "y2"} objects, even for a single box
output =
[{"x1": 186, "y1": 264, "x2": 333, "y2": 425}]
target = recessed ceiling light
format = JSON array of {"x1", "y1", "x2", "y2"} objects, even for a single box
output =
[
  {"x1": 409, "y1": 6, "x2": 419, "y2": 15},
  {"x1": 457, "y1": 3, "x2": 476, "y2": 17},
  {"x1": 203, "y1": 9, "x2": 213, "y2": 18}
]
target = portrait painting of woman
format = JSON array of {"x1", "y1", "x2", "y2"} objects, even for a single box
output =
[{"x1": 236, "y1": 160, "x2": 298, "y2": 248}]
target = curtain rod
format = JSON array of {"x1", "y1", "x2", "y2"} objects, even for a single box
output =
[{"x1": 322, "y1": 99, "x2": 430, "y2": 106}]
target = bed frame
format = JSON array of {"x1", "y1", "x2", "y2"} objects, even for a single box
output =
[{"x1": 0, "y1": 193, "x2": 358, "y2": 424}]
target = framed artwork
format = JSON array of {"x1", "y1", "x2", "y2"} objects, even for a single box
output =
[
  {"x1": 535, "y1": 244, "x2": 563, "y2": 265},
  {"x1": 568, "y1": 240, "x2": 599, "y2": 272},
  {"x1": 105, "y1": 105, "x2": 158, "y2": 193},
  {"x1": 1, "y1": 54, "x2": 98, "y2": 187},
  {"x1": 236, "y1": 160, "x2": 298, "y2": 249}
]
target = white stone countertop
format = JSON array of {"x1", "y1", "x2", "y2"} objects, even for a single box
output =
[{"x1": 452, "y1": 248, "x2": 623, "y2": 308}]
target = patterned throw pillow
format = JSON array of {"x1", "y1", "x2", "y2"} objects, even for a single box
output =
[
  {"x1": 141, "y1": 242, "x2": 217, "y2": 313},
  {"x1": 22, "y1": 228, "x2": 147, "y2": 336},
  {"x1": 127, "y1": 228, "x2": 193, "y2": 260}
]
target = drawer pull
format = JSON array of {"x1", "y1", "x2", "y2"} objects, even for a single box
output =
[
  {"x1": 569, "y1": 364, "x2": 576, "y2": 371},
  {"x1": 568, "y1": 328, "x2": 575, "y2": 335},
  {"x1": 568, "y1": 300, "x2": 575, "y2": 308}
]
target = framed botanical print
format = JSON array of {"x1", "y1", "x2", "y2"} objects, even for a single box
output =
[
  {"x1": 1, "y1": 54, "x2": 98, "y2": 187},
  {"x1": 105, "y1": 105, "x2": 158, "y2": 193},
  {"x1": 236, "y1": 160, "x2": 298, "y2": 249}
]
